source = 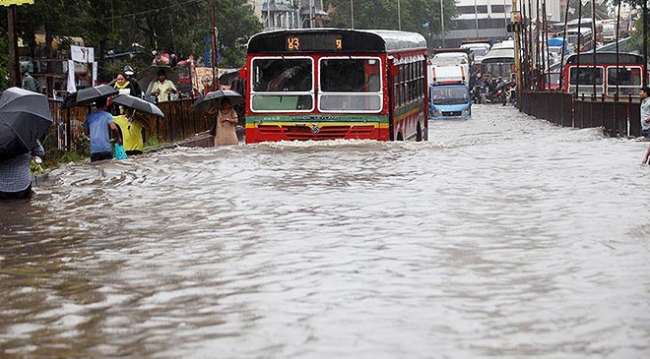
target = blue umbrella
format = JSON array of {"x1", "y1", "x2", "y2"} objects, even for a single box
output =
[{"x1": 0, "y1": 87, "x2": 53, "y2": 161}]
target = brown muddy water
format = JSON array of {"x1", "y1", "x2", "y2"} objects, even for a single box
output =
[{"x1": 1, "y1": 105, "x2": 650, "y2": 358}]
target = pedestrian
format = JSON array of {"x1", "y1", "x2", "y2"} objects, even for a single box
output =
[
  {"x1": 640, "y1": 86, "x2": 650, "y2": 138},
  {"x1": 84, "y1": 97, "x2": 122, "y2": 162},
  {"x1": 210, "y1": 98, "x2": 239, "y2": 146},
  {"x1": 21, "y1": 63, "x2": 38, "y2": 93},
  {"x1": 0, "y1": 140, "x2": 44, "y2": 200},
  {"x1": 150, "y1": 69, "x2": 177, "y2": 103},
  {"x1": 123, "y1": 66, "x2": 142, "y2": 98},
  {"x1": 112, "y1": 73, "x2": 138, "y2": 97},
  {"x1": 113, "y1": 108, "x2": 145, "y2": 156},
  {"x1": 639, "y1": 86, "x2": 650, "y2": 164}
]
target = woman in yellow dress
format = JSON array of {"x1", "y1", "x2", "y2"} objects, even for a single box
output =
[{"x1": 209, "y1": 98, "x2": 239, "y2": 146}]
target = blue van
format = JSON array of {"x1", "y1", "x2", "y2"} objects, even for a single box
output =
[{"x1": 429, "y1": 84, "x2": 471, "y2": 119}]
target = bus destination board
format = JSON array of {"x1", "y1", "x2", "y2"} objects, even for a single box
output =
[{"x1": 286, "y1": 34, "x2": 343, "y2": 52}]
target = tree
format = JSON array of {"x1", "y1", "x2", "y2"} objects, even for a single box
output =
[
  {"x1": 0, "y1": 35, "x2": 9, "y2": 90},
  {"x1": 328, "y1": 0, "x2": 457, "y2": 49},
  {"x1": 5, "y1": 0, "x2": 261, "y2": 82}
]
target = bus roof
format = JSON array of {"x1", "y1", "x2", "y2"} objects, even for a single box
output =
[
  {"x1": 565, "y1": 52, "x2": 645, "y2": 65},
  {"x1": 481, "y1": 47, "x2": 514, "y2": 63},
  {"x1": 432, "y1": 48, "x2": 471, "y2": 55},
  {"x1": 247, "y1": 28, "x2": 427, "y2": 54}
]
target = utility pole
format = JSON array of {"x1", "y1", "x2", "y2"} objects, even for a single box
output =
[
  {"x1": 643, "y1": 0, "x2": 648, "y2": 86},
  {"x1": 440, "y1": 0, "x2": 445, "y2": 47},
  {"x1": 474, "y1": 0, "x2": 479, "y2": 38},
  {"x1": 7, "y1": 5, "x2": 21, "y2": 87},
  {"x1": 398, "y1": 0, "x2": 401, "y2": 31},
  {"x1": 513, "y1": 0, "x2": 523, "y2": 105},
  {"x1": 351, "y1": 0, "x2": 354, "y2": 28},
  {"x1": 210, "y1": 0, "x2": 219, "y2": 89}
]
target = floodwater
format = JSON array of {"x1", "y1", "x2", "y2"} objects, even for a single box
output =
[{"x1": 1, "y1": 105, "x2": 650, "y2": 358}]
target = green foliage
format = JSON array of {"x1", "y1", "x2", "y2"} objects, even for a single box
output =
[
  {"x1": 627, "y1": 10, "x2": 649, "y2": 56},
  {"x1": 0, "y1": 35, "x2": 8, "y2": 91},
  {"x1": 328, "y1": 0, "x2": 457, "y2": 48},
  {"x1": 11, "y1": 0, "x2": 261, "y2": 81}
]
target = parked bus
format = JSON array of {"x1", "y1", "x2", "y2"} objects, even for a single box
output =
[
  {"x1": 243, "y1": 29, "x2": 429, "y2": 143},
  {"x1": 563, "y1": 52, "x2": 645, "y2": 98},
  {"x1": 480, "y1": 40, "x2": 515, "y2": 80},
  {"x1": 566, "y1": 27, "x2": 594, "y2": 53}
]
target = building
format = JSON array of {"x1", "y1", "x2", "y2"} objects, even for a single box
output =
[
  {"x1": 446, "y1": 0, "x2": 562, "y2": 47},
  {"x1": 250, "y1": 0, "x2": 329, "y2": 31}
]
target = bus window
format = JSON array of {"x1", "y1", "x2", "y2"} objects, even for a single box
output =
[
  {"x1": 569, "y1": 67, "x2": 604, "y2": 85},
  {"x1": 568, "y1": 66, "x2": 604, "y2": 95},
  {"x1": 319, "y1": 57, "x2": 382, "y2": 112},
  {"x1": 251, "y1": 57, "x2": 313, "y2": 112},
  {"x1": 607, "y1": 67, "x2": 642, "y2": 96}
]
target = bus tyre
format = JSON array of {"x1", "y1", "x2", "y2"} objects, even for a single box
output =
[
  {"x1": 416, "y1": 123, "x2": 422, "y2": 142},
  {"x1": 397, "y1": 132, "x2": 404, "y2": 141}
]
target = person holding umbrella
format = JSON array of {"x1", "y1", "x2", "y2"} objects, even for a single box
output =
[
  {"x1": 0, "y1": 140, "x2": 44, "y2": 200},
  {"x1": 84, "y1": 97, "x2": 122, "y2": 162},
  {"x1": 193, "y1": 90, "x2": 242, "y2": 146},
  {"x1": 0, "y1": 87, "x2": 53, "y2": 199},
  {"x1": 111, "y1": 93, "x2": 165, "y2": 156},
  {"x1": 113, "y1": 107, "x2": 146, "y2": 156},
  {"x1": 210, "y1": 98, "x2": 239, "y2": 146}
]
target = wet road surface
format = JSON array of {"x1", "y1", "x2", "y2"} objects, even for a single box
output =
[{"x1": 1, "y1": 105, "x2": 650, "y2": 358}]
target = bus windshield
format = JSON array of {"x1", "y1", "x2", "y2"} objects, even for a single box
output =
[
  {"x1": 432, "y1": 86, "x2": 469, "y2": 105},
  {"x1": 319, "y1": 57, "x2": 382, "y2": 112},
  {"x1": 251, "y1": 57, "x2": 313, "y2": 111}
]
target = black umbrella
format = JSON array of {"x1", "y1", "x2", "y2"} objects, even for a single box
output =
[
  {"x1": 193, "y1": 90, "x2": 243, "y2": 113},
  {"x1": 218, "y1": 68, "x2": 240, "y2": 87},
  {"x1": 0, "y1": 87, "x2": 53, "y2": 161},
  {"x1": 111, "y1": 94, "x2": 165, "y2": 117},
  {"x1": 137, "y1": 66, "x2": 179, "y2": 96},
  {"x1": 495, "y1": 81, "x2": 511, "y2": 91},
  {"x1": 63, "y1": 84, "x2": 118, "y2": 108}
]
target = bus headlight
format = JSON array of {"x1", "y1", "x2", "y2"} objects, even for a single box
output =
[
  {"x1": 433, "y1": 109, "x2": 442, "y2": 116},
  {"x1": 462, "y1": 108, "x2": 471, "y2": 116}
]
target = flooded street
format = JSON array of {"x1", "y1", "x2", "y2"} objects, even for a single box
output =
[{"x1": 2, "y1": 105, "x2": 650, "y2": 358}]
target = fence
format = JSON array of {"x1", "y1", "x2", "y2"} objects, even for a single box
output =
[
  {"x1": 520, "y1": 91, "x2": 642, "y2": 137},
  {"x1": 42, "y1": 98, "x2": 215, "y2": 159}
]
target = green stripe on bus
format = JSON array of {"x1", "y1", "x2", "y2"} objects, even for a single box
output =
[
  {"x1": 246, "y1": 115, "x2": 389, "y2": 124},
  {"x1": 393, "y1": 101, "x2": 424, "y2": 118}
]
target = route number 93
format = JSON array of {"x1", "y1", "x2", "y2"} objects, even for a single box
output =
[{"x1": 287, "y1": 37, "x2": 300, "y2": 51}]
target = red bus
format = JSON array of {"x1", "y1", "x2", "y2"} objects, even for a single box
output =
[
  {"x1": 563, "y1": 52, "x2": 646, "y2": 98},
  {"x1": 242, "y1": 29, "x2": 429, "y2": 143}
]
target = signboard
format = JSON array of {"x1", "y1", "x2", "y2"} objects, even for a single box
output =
[
  {"x1": 71, "y1": 45, "x2": 94, "y2": 63},
  {"x1": 0, "y1": 0, "x2": 34, "y2": 6}
]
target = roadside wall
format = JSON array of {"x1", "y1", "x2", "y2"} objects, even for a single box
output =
[{"x1": 520, "y1": 91, "x2": 642, "y2": 137}]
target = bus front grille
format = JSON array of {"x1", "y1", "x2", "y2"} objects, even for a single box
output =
[{"x1": 257, "y1": 125, "x2": 376, "y2": 140}]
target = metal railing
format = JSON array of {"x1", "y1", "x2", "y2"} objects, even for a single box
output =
[
  {"x1": 520, "y1": 91, "x2": 641, "y2": 137},
  {"x1": 43, "y1": 98, "x2": 215, "y2": 159}
]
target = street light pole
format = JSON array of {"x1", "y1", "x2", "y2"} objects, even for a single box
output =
[
  {"x1": 210, "y1": 0, "x2": 219, "y2": 89},
  {"x1": 7, "y1": 5, "x2": 21, "y2": 87},
  {"x1": 440, "y1": 0, "x2": 445, "y2": 47},
  {"x1": 398, "y1": 0, "x2": 402, "y2": 30},
  {"x1": 504, "y1": 0, "x2": 508, "y2": 36},
  {"x1": 351, "y1": 0, "x2": 354, "y2": 29},
  {"x1": 474, "y1": 0, "x2": 479, "y2": 38},
  {"x1": 642, "y1": 0, "x2": 648, "y2": 86}
]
